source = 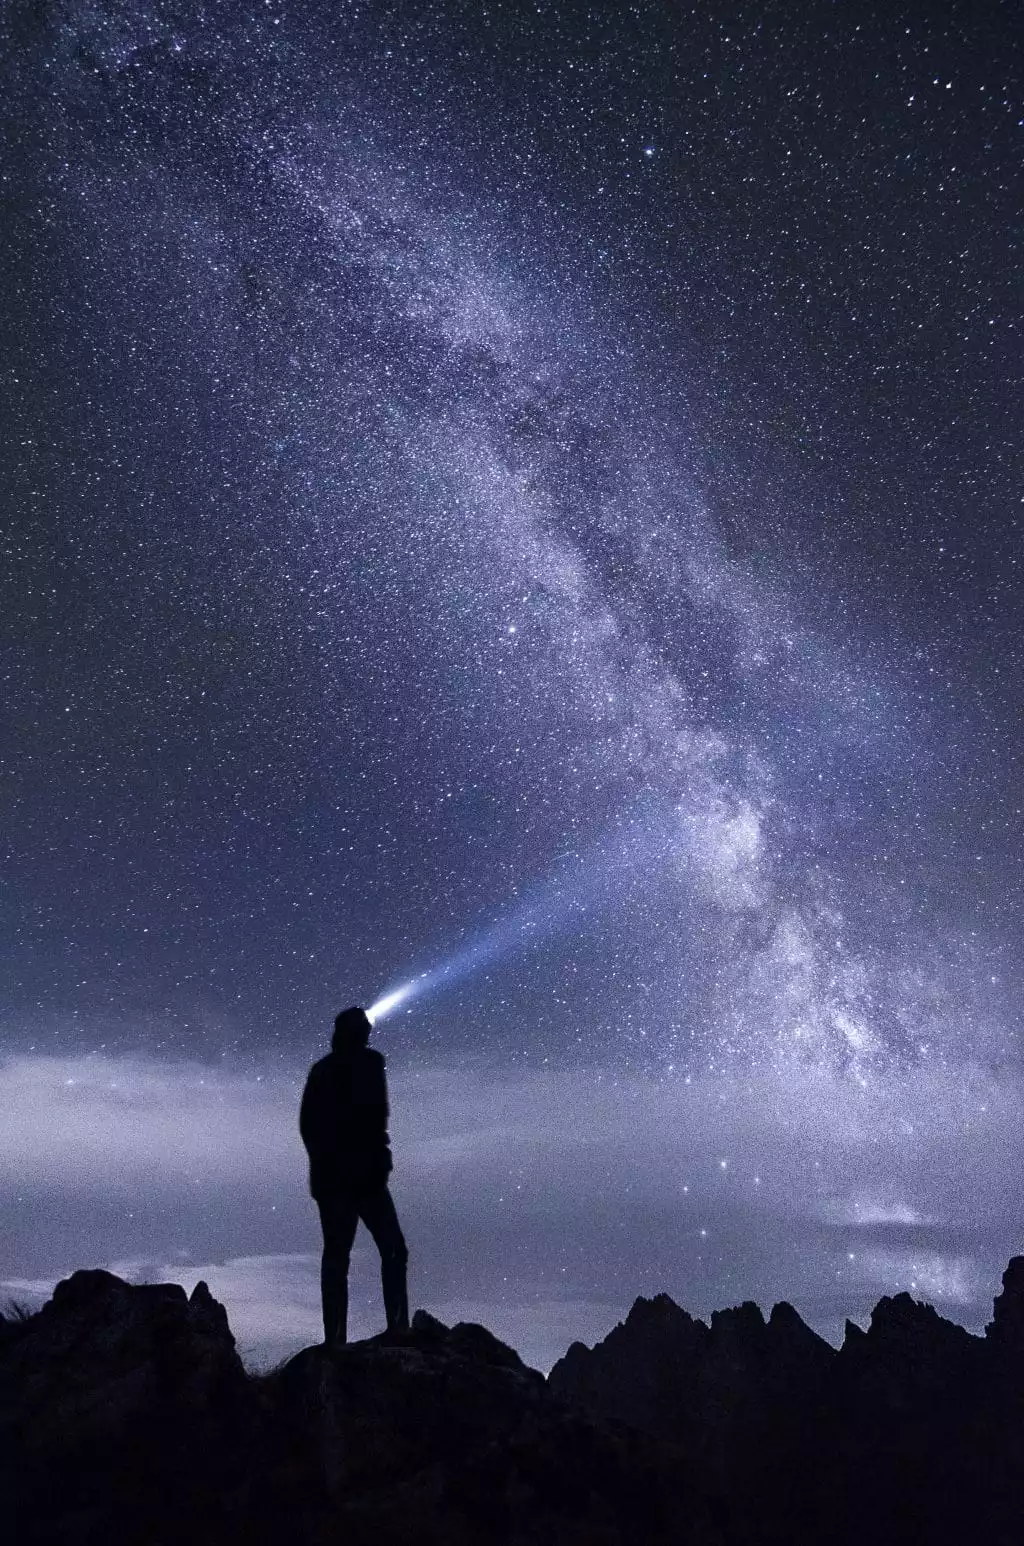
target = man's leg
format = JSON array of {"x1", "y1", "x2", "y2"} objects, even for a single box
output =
[
  {"x1": 317, "y1": 1193, "x2": 359, "y2": 1346},
  {"x1": 359, "y1": 1186, "x2": 409, "y2": 1331}
]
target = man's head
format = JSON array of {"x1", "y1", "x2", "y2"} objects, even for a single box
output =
[{"x1": 332, "y1": 1006, "x2": 372, "y2": 1053}]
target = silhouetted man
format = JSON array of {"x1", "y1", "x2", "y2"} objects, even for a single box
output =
[{"x1": 300, "y1": 1007, "x2": 409, "y2": 1346}]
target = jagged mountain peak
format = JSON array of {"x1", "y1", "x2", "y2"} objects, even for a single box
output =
[{"x1": 5, "y1": 1264, "x2": 1024, "y2": 1544}]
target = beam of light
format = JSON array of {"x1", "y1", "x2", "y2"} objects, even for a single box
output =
[
  {"x1": 367, "y1": 891, "x2": 586, "y2": 1025},
  {"x1": 366, "y1": 984, "x2": 415, "y2": 1023},
  {"x1": 366, "y1": 802, "x2": 666, "y2": 1025}
]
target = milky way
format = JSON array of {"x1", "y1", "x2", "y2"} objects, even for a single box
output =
[{"x1": 1, "y1": 2, "x2": 1020, "y2": 1365}]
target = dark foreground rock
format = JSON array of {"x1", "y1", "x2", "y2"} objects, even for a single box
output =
[
  {"x1": 0, "y1": 1269, "x2": 258, "y2": 1544},
  {"x1": 0, "y1": 1271, "x2": 714, "y2": 1546},
  {"x1": 5, "y1": 1262, "x2": 1024, "y2": 1544}
]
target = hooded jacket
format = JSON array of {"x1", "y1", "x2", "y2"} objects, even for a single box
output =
[{"x1": 299, "y1": 1043, "x2": 394, "y2": 1199}]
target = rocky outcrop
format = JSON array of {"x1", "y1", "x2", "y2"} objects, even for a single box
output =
[
  {"x1": 0, "y1": 1271, "x2": 713, "y2": 1546},
  {"x1": 550, "y1": 1291, "x2": 833, "y2": 1448},
  {"x1": 264, "y1": 1324, "x2": 708, "y2": 1546},
  {"x1": 836, "y1": 1289, "x2": 982, "y2": 1412},
  {"x1": 550, "y1": 1291, "x2": 836, "y2": 1534},
  {"x1": 0, "y1": 1269, "x2": 257, "y2": 1544},
  {"x1": 5, "y1": 1260, "x2": 1024, "y2": 1544},
  {"x1": 550, "y1": 1258, "x2": 1024, "y2": 1545}
]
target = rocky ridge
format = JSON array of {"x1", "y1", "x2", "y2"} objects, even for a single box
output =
[
  {"x1": 3, "y1": 1260, "x2": 1024, "y2": 1544},
  {"x1": 550, "y1": 1257, "x2": 1024, "y2": 1543}
]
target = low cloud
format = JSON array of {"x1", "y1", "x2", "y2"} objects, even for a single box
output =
[{"x1": 1, "y1": 1050, "x2": 1021, "y2": 1366}]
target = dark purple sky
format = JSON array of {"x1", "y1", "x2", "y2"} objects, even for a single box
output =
[{"x1": 1, "y1": 0, "x2": 1020, "y2": 1368}]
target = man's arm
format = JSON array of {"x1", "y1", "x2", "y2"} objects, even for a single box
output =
[
  {"x1": 299, "y1": 1063, "x2": 322, "y2": 1151},
  {"x1": 365, "y1": 1049, "x2": 390, "y2": 1132}
]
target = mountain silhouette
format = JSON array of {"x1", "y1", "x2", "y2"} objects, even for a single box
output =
[
  {"x1": 3, "y1": 1261, "x2": 1024, "y2": 1543},
  {"x1": 550, "y1": 1259, "x2": 1024, "y2": 1544}
]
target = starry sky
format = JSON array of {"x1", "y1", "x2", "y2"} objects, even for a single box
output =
[{"x1": 1, "y1": 0, "x2": 1021, "y2": 1368}]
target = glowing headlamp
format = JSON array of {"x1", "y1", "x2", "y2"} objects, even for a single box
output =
[{"x1": 366, "y1": 984, "x2": 413, "y2": 1024}]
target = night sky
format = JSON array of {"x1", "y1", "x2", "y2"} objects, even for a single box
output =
[{"x1": 1, "y1": 1, "x2": 1021, "y2": 1369}]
